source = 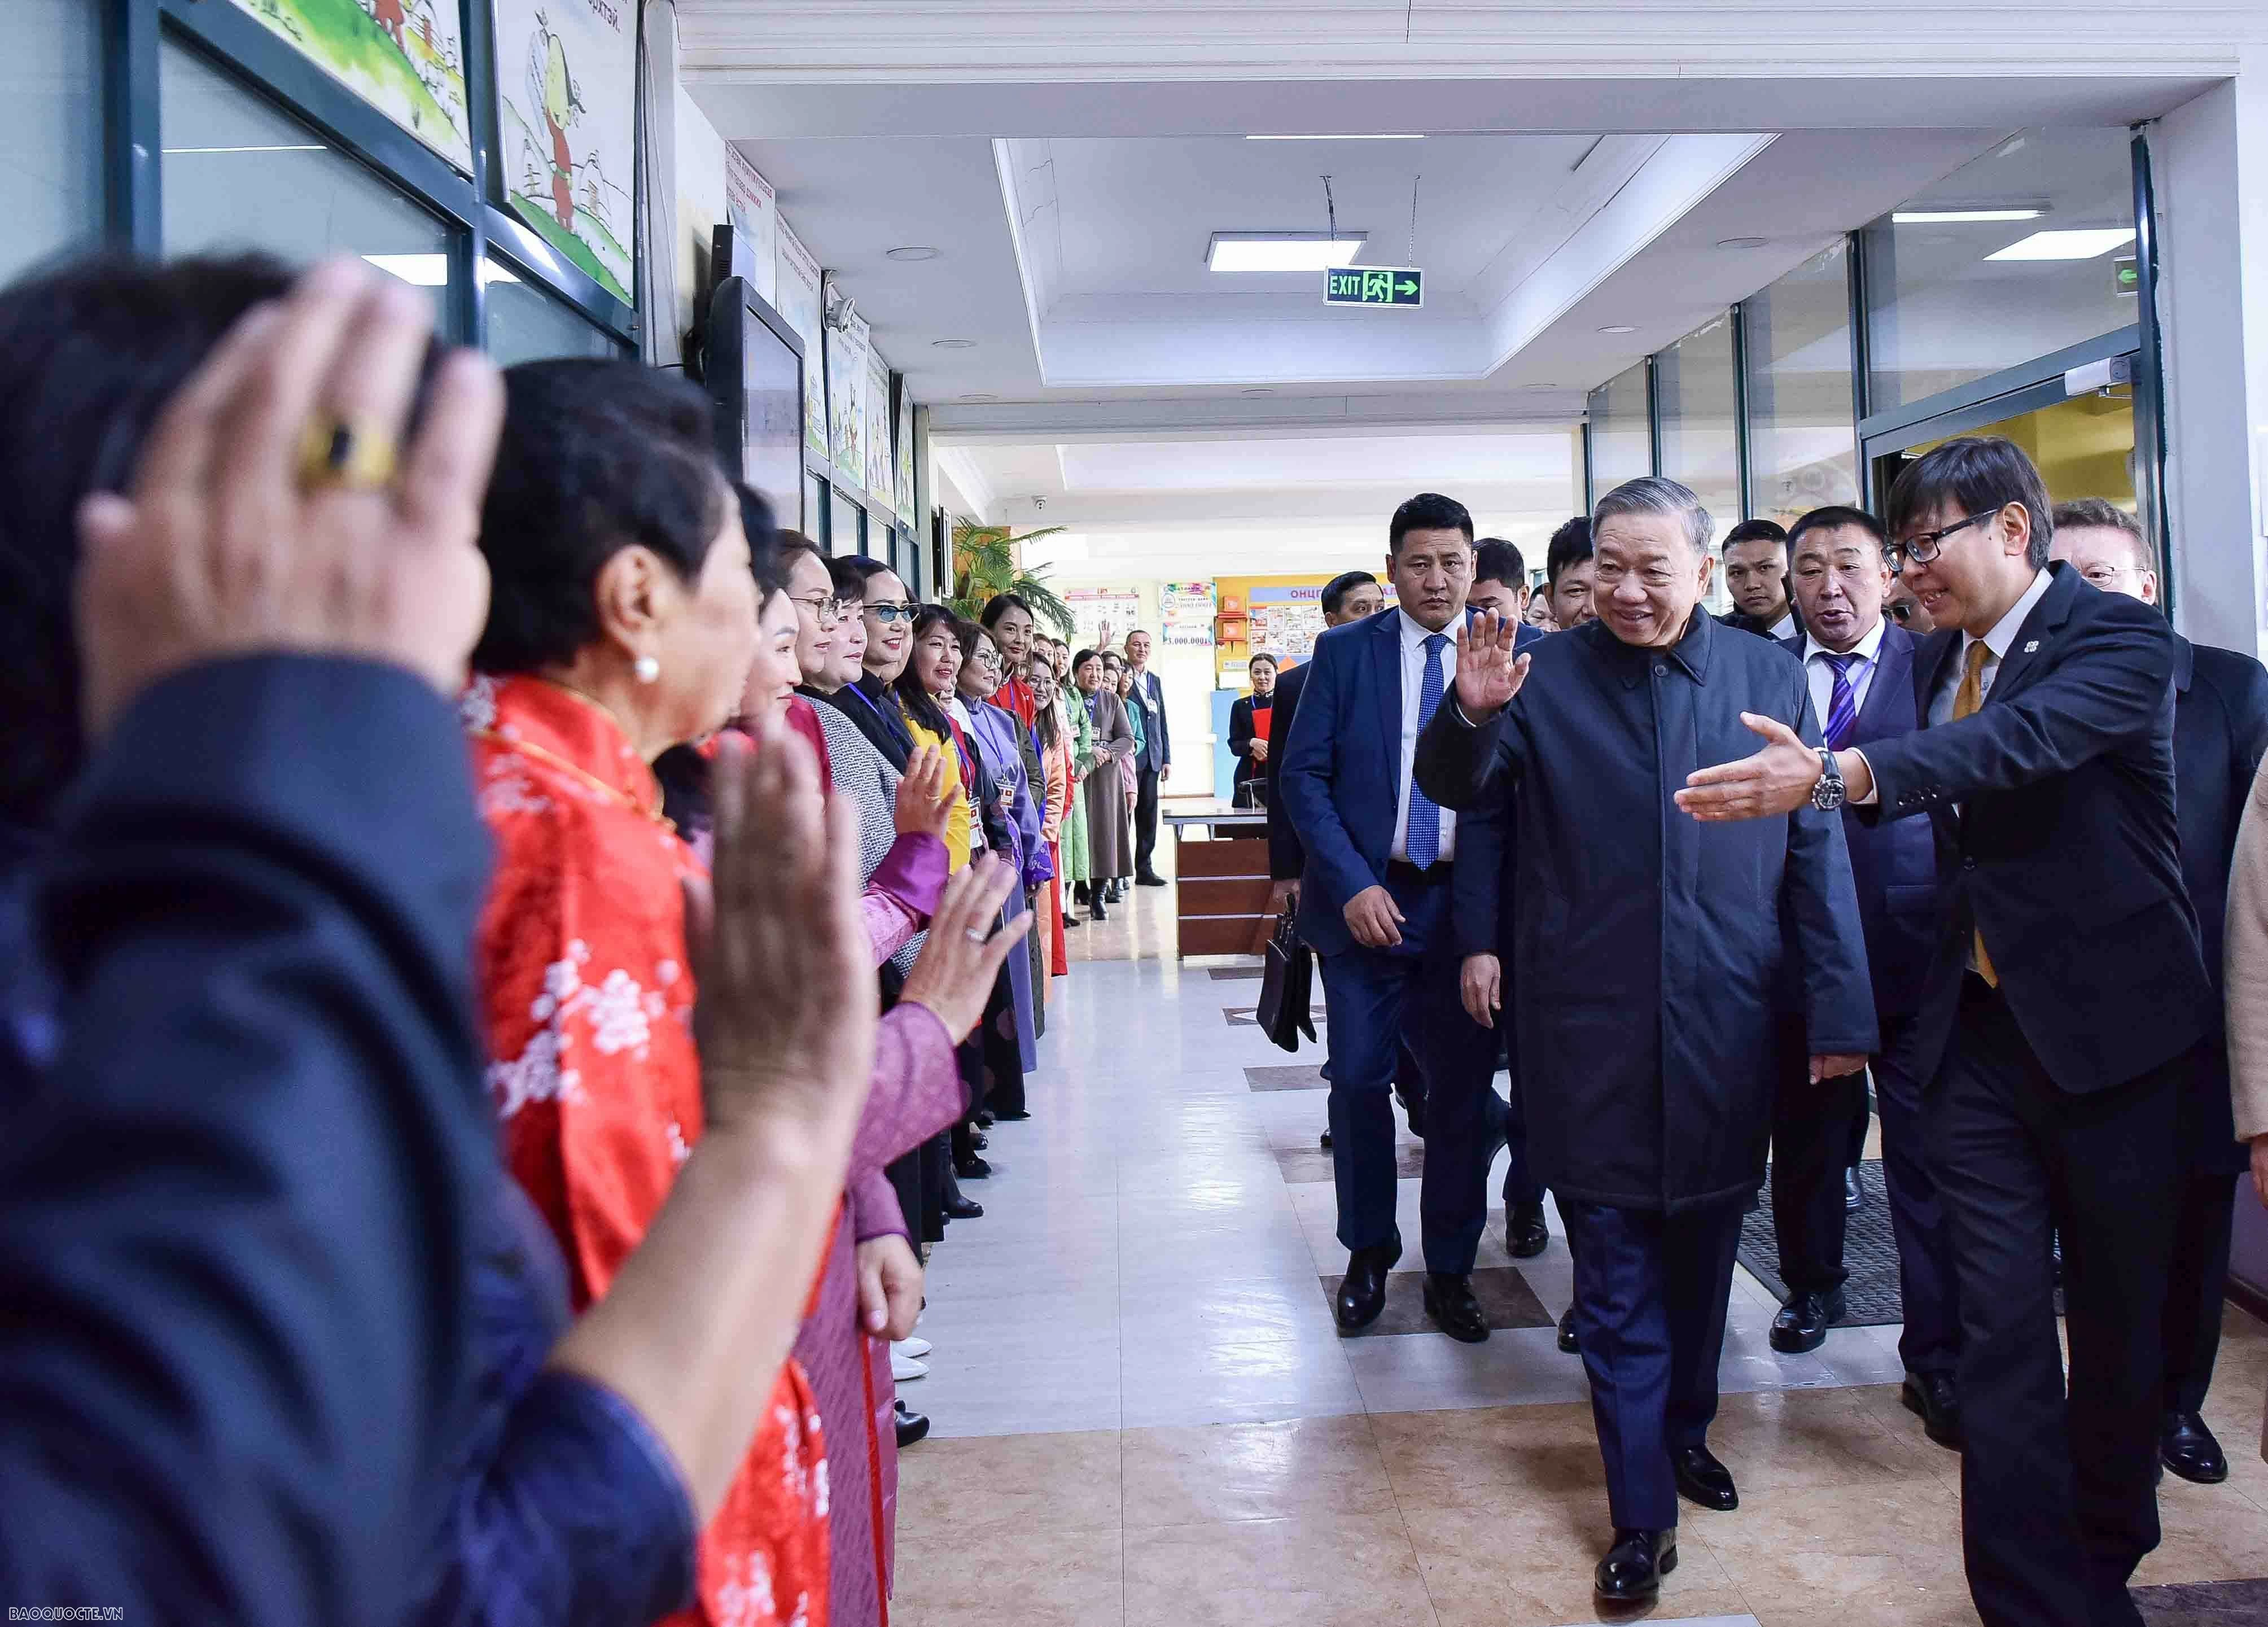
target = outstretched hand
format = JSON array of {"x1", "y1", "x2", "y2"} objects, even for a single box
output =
[
  {"x1": 1674, "y1": 713, "x2": 1820, "y2": 822},
  {"x1": 894, "y1": 745, "x2": 953, "y2": 840},
  {"x1": 898, "y1": 855, "x2": 1035, "y2": 1043},
  {"x1": 1451, "y1": 609, "x2": 1531, "y2": 720}
]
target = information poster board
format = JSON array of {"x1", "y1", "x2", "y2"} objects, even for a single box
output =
[
  {"x1": 864, "y1": 351, "x2": 893, "y2": 502},
  {"x1": 228, "y1": 0, "x2": 470, "y2": 167},
  {"x1": 723, "y1": 146, "x2": 777, "y2": 304},
  {"x1": 1065, "y1": 589, "x2": 1143, "y2": 657},
  {"x1": 826, "y1": 299, "x2": 869, "y2": 481},
  {"x1": 1247, "y1": 583, "x2": 1328, "y2": 664},
  {"x1": 494, "y1": 0, "x2": 635, "y2": 304},
  {"x1": 895, "y1": 382, "x2": 917, "y2": 523},
  {"x1": 1159, "y1": 581, "x2": 1216, "y2": 647},
  {"x1": 773, "y1": 221, "x2": 826, "y2": 460}
]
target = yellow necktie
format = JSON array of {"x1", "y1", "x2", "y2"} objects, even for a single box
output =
[{"x1": 1952, "y1": 641, "x2": 1997, "y2": 987}]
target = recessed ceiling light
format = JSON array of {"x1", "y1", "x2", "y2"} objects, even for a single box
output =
[
  {"x1": 886, "y1": 246, "x2": 942, "y2": 261},
  {"x1": 931, "y1": 338, "x2": 977, "y2": 349},
  {"x1": 1245, "y1": 133, "x2": 1425, "y2": 142},
  {"x1": 1524, "y1": 382, "x2": 1558, "y2": 390},
  {"x1": 1986, "y1": 228, "x2": 2136, "y2": 263},
  {"x1": 1715, "y1": 236, "x2": 1768, "y2": 250},
  {"x1": 1893, "y1": 207, "x2": 2044, "y2": 224},
  {"x1": 1207, "y1": 231, "x2": 1367, "y2": 272},
  {"x1": 958, "y1": 392, "x2": 999, "y2": 403},
  {"x1": 1597, "y1": 324, "x2": 1637, "y2": 335},
  {"x1": 1240, "y1": 388, "x2": 1276, "y2": 396}
]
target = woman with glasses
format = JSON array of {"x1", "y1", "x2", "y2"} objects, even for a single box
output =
[{"x1": 956, "y1": 621, "x2": 1049, "y2": 1083}]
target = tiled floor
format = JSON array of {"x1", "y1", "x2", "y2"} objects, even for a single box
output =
[{"x1": 899, "y1": 880, "x2": 2268, "y2": 1626}]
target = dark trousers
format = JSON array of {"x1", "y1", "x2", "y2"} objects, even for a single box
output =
[
  {"x1": 1318, "y1": 879, "x2": 1497, "y2": 1272},
  {"x1": 1872, "y1": 1011, "x2": 1960, "y2": 1377},
  {"x1": 1134, "y1": 767, "x2": 1161, "y2": 875},
  {"x1": 2162, "y1": 1170, "x2": 2238, "y2": 1415},
  {"x1": 1768, "y1": 1016, "x2": 1866, "y2": 1296},
  {"x1": 1499, "y1": 1020, "x2": 1543, "y2": 1210},
  {"x1": 1927, "y1": 981, "x2": 2186, "y2": 1627},
  {"x1": 1560, "y1": 1196, "x2": 1744, "y2": 1531}
]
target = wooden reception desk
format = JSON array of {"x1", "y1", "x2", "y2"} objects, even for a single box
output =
[{"x1": 1162, "y1": 806, "x2": 1274, "y2": 957}]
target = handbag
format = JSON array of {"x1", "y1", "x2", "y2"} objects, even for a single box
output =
[{"x1": 1256, "y1": 904, "x2": 1316, "y2": 1053}]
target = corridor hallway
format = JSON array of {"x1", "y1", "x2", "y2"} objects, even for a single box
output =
[{"x1": 895, "y1": 890, "x2": 2268, "y2": 1627}]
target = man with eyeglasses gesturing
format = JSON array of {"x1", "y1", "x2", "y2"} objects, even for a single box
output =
[{"x1": 1678, "y1": 437, "x2": 2213, "y2": 1627}]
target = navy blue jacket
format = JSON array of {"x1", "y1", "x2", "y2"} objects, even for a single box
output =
[
  {"x1": 1857, "y1": 563, "x2": 2213, "y2": 1095},
  {"x1": 1780, "y1": 622, "x2": 1939, "y2": 1023},
  {"x1": 1446, "y1": 622, "x2": 1551, "y2": 963},
  {"x1": 1132, "y1": 668, "x2": 1170, "y2": 773},
  {"x1": 1264, "y1": 659, "x2": 1315, "y2": 881},
  {"x1": 2168, "y1": 633, "x2": 2268, "y2": 1167},
  {"x1": 0, "y1": 658, "x2": 498, "y2": 1627},
  {"x1": 1414, "y1": 610, "x2": 1876, "y2": 1212}
]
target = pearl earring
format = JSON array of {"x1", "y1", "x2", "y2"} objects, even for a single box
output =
[{"x1": 633, "y1": 655, "x2": 660, "y2": 684}]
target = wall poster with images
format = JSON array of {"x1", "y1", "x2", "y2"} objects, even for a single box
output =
[
  {"x1": 774, "y1": 220, "x2": 826, "y2": 460},
  {"x1": 1247, "y1": 583, "x2": 1328, "y2": 664},
  {"x1": 894, "y1": 378, "x2": 917, "y2": 523},
  {"x1": 826, "y1": 299, "x2": 869, "y2": 482},
  {"x1": 723, "y1": 145, "x2": 777, "y2": 304},
  {"x1": 225, "y1": 0, "x2": 471, "y2": 168},
  {"x1": 864, "y1": 349, "x2": 892, "y2": 503},
  {"x1": 1065, "y1": 588, "x2": 1144, "y2": 658},
  {"x1": 493, "y1": 0, "x2": 635, "y2": 304}
]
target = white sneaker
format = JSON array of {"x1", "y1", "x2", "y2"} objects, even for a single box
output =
[
  {"x1": 896, "y1": 1337, "x2": 933, "y2": 1359},
  {"x1": 891, "y1": 1349, "x2": 929, "y2": 1382}
]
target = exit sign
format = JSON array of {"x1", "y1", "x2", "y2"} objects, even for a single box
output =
[{"x1": 1325, "y1": 266, "x2": 1424, "y2": 308}]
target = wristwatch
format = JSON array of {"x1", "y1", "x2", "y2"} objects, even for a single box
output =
[{"x1": 1810, "y1": 747, "x2": 1846, "y2": 812}]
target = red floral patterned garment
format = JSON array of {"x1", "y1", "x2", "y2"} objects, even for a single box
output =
[{"x1": 463, "y1": 673, "x2": 833, "y2": 1627}]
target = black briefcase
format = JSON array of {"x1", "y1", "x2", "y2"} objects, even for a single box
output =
[{"x1": 1256, "y1": 905, "x2": 1316, "y2": 1053}]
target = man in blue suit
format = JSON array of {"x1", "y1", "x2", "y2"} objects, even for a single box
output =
[
  {"x1": 1772, "y1": 508, "x2": 1959, "y2": 1447},
  {"x1": 2050, "y1": 498, "x2": 2268, "y2": 1487},
  {"x1": 1279, "y1": 493, "x2": 1506, "y2": 1344}
]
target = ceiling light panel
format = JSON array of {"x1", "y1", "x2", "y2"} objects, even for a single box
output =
[
  {"x1": 1892, "y1": 207, "x2": 2044, "y2": 224},
  {"x1": 1206, "y1": 231, "x2": 1367, "y2": 273},
  {"x1": 1985, "y1": 228, "x2": 2136, "y2": 262},
  {"x1": 1245, "y1": 133, "x2": 1425, "y2": 142}
]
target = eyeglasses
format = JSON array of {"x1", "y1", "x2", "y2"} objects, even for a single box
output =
[
  {"x1": 1887, "y1": 509, "x2": 1998, "y2": 570},
  {"x1": 1888, "y1": 600, "x2": 1914, "y2": 624},
  {"x1": 865, "y1": 601, "x2": 917, "y2": 625},
  {"x1": 789, "y1": 593, "x2": 842, "y2": 623}
]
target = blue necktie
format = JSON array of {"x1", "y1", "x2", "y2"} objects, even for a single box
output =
[
  {"x1": 1405, "y1": 633, "x2": 1450, "y2": 868},
  {"x1": 1821, "y1": 651, "x2": 1864, "y2": 750}
]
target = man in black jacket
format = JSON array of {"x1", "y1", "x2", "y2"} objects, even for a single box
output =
[
  {"x1": 1718, "y1": 518, "x2": 1803, "y2": 641},
  {"x1": 1420, "y1": 476, "x2": 1874, "y2": 1604},
  {"x1": 1679, "y1": 438, "x2": 2213, "y2": 1627},
  {"x1": 2051, "y1": 497, "x2": 2268, "y2": 1486},
  {"x1": 1771, "y1": 508, "x2": 1958, "y2": 1448}
]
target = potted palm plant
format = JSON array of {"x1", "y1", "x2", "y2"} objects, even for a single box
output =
[{"x1": 948, "y1": 521, "x2": 1075, "y2": 636}]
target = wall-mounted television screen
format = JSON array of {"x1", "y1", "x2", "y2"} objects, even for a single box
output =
[{"x1": 707, "y1": 272, "x2": 805, "y2": 533}]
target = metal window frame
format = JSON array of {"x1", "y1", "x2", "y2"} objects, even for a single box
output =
[
  {"x1": 1730, "y1": 301, "x2": 1753, "y2": 521},
  {"x1": 118, "y1": 0, "x2": 633, "y2": 352},
  {"x1": 2129, "y1": 123, "x2": 2173, "y2": 619},
  {"x1": 1644, "y1": 353, "x2": 1662, "y2": 478}
]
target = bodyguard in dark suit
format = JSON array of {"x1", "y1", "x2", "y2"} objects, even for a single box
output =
[
  {"x1": 2051, "y1": 498, "x2": 2268, "y2": 1486},
  {"x1": 1418, "y1": 477, "x2": 1875, "y2": 1604},
  {"x1": 1124, "y1": 628, "x2": 1172, "y2": 885},
  {"x1": 1279, "y1": 495, "x2": 1506, "y2": 1347},
  {"x1": 1267, "y1": 571, "x2": 1385, "y2": 887},
  {"x1": 1679, "y1": 439, "x2": 2213, "y2": 1627},
  {"x1": 1767, "y1": 509, "x2": 1959, "y2": 1450}
]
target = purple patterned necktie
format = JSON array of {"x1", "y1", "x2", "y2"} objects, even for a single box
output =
[{"x1": 1822, "y1": 651, "x2": 1864, "y2": 750}]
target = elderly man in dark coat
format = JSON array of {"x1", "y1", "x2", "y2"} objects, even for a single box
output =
[{"x1": 1414, "y1": 476, "x2": 1876, "y2": 1607}]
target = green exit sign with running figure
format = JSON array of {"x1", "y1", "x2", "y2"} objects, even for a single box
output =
[{"x1": 1325, "y1": 266, "x2": 1424, "y2": 308}]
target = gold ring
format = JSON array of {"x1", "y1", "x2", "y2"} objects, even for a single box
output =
[{"x1": 295, "y1": 417, "x2": 399, "y2": 492}]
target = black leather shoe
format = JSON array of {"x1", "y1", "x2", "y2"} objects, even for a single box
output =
[
  {"x1": 1558, "y1": 1307, "x2": 1579, "y2": 1353},
  {"x1": 894, "y1": 1400, "x2": 930, "y2": 1448},
  {"x1": 2161, "y1": 1410, "x2": 2229, "y2": 1484},
  {"x1": 1671, "y1": 1445, "x2": 1738, "y2": 1511},
  {"x1": 1594, "y1": 1528, "x2": 1677, "y2": 1602},
  {"x1": 993, "y1": 1108, "x2": 1031, "y2": 1122},
  {"x1": 1136, "y1": 871, "x2": 1167, "y2": 887},
  {"x1": 1507, "y1": 1202, "x2": 1549, "y2": 1259},
  {"x1": 1062, "y1": 912, "x2": 1082, "y2": 930},
  {"x1": 1769, "y1": 1287, "x2": 1844, "y2": 1354},
  {"x1": 1901, "y1": 1370, "x2": 1963, "y2": 1451},
  {"x1": 1424, "y1": 1272, "x2": 1490, "y2": 1342},
  {"x1": 942, "y1": 1193, "x2": 983, "y2": 1220},
  {"x1": 1334, "y1": 1237, "x2": 1402, "y2": 1332},
  {"x1": 1845, "y1": 1166, "x2": 1866, "y2": 1211},
  {"x1": 970, "y1": 1131, "x2": 989, "y2": 1151},
  {"x1": 1319, "y1": 1129, "x2": 1332, "y2": 1150},
  {"x1": 1395, "y1": 1082, "x2": 1426, "y2": 1139},
  {"x1": 1090, "y1": 899, "x2": 1109, "y2": 922},
  {"x1": 955, "y1": 1154, "x2": 991, "y2": 1180},
  {"x1": 975, "y1": 1109, "x2": 996, "y2": 1127}
]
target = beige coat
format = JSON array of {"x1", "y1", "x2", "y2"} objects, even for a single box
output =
[{"x1": 2225, "y1": 753, "x2": 2268, "y2": 1141}]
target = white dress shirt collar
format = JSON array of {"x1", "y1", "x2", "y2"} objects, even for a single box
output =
[
  {"x1": 1968, "y1": 568, "x2": 2054, "y2": 664},
  {"x1": 1802, "y1": 615, "x2": 1888, "y2": 669},
  {"x1": 1398, "y1": 608, "x2": 1454, "y2": 654}
]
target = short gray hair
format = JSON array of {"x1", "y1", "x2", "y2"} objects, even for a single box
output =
[
  {"x1": 2051, "y1": 498, "x2": 2151, "y2": 574},
  {"x1": 1594, "y1": 476, "x2": 1713, "y2": 557}
]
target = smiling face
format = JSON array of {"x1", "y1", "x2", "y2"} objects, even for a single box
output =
[
  {"x1": 1894, "y1": 501, "x2": 2035, "y2": 637},
  {"x1": 2050, "y1": 522, "x2": 2158, "y2": 606},
  {"x1": 860, "y1": 568, "x2": 913, "y2": 681},
  {"x1": 989, "y1": 600, "x2": 1034, "y2": 666},
  {"x1": 785, "y1": 549, "x2": 836, "y2": 681},
  {"x1": 738, "y1": 588, "x2": 803, "y2": 723},
  {"x1": 650, "y1": 495, "x2": 761, "y2": 748},
  {"x1": 1027, "y1": 658, "x2": 1058, "y2": 708},
  {"x1": 912, "y1": 620, "x2": 962, "y2": 697},
  {"x1": 959, "y1": 633, "x2": 1002, "y2": 700},
  {"x1": 824, "y1": 599, "x2": 870, "y2": 689},
  {"x1": 1592, "y1": 510, "x2": 1710, "y2": 650},
  {"x1": 1386, "y1": 527, "x2": 1473, "y2": 632},
  {"x1": 1248, "y1": 657, "x2": 1277, "y2": 697},
  {"x1": 1125, "y1": 630, "x2": 1151, "y2": 669},
  {"x1": 1789, "y1": 523, "x2": 1892, "y2": 653},
  {"x1": 1073, "y1": 654, "x2": 1102, "y2": 694},
  {"x1": 1548, "y1": 559, "x2": 1596, "y2": 628}
]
